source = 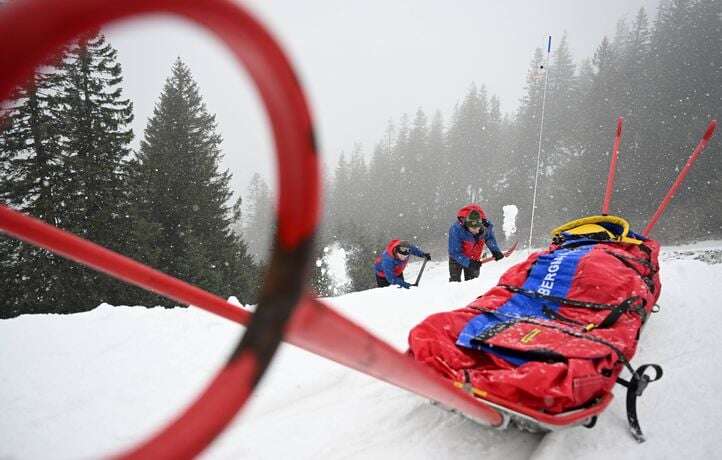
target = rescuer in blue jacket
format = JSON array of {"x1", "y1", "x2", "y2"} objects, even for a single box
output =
[
  {"x1": 448, "y1": 204, "x2": 503, "y2": 282},
  {"x1": 374, "y1": 239, "x2": 430, "y2": 288}
]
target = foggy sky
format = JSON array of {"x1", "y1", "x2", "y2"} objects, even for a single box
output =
[{"x1": 106, "y1": 0, "x2": 660, "y2": 197}]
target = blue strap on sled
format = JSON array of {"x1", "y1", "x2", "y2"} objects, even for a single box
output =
[{"x1": 456, "y1": 244, "x2": 594, "y2": 365}]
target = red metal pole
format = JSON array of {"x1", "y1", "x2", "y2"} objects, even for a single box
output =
[
  {"x1": 602, "y1": 116, "x2": 623, "y2": 214},
  {"x1": 643, "y1": 119, "x2": 717, "y2": 236},
  {"x1": 287, "y1": 297, "x2": 505, "y2": 428}
]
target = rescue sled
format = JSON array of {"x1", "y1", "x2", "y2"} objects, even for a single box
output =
[
  {"x1": 409, "y1": 214, "x2": 661, "y2": 440},
  {"x1": 409, "y1": 118, "x2": 717, "y2": 442}
]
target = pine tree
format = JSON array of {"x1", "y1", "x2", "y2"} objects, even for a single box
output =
[
  {"x1": 128, "y1": 58, "x2": 258, "y2": 305},
  {"x1": 605, "y1": 8, "x2": 653, "y2": 224},
  {"x1": 389, "y1": 113, "x2": 411, "y2": 236},
  {"x1": 405, "y1": 108, "x2": 429, "y2": 233},
  {"x1": 329, "y1": 151, "x2": 351, "y2": 230},
  {"x1": 366, "y1": 120, "x2": 397, "y2": 236},
  {"x1": 638, "y1": 0, "x2": 721, "y2": 240},
  {"x1": 687, "y1": 0, "x2": 722, "y2": 239},
  {"x1": 561, "y1": 36, "x2": 622, "y2": 221},
  {"x1": 1, "y1": 32, "x2": 135, "y2": 315},
  {"x1": 0, "y1": 66, "x2": 67, "y2": 316},
  {"x1": 55, "y1": 32, "x2": 134, "y2": 243},
  {"x1": 347, "y1": 143, "x2": 370, "y2": 233},
  {"x1": 49, "y1": 32, "x2": 136, "y2": 307},
  {"x1": 242, "y1": 172, "x2": 275, "y2": 263},
  {"x1": 422, "y1": 110, "x2": 447, "y2": 237}
]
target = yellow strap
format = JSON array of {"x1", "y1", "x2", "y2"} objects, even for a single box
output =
[
  {"x1": 550, "y1": 215, "x2": 643, "y2": 245},
  {"x1": 564, "y1": 223, "x2": 615, "y2": 238}
]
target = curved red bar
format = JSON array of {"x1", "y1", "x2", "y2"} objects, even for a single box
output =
[
  {"x1": 1, "y1": 1, "x2": 506, "y2": 457},
  {"x1": 0, "y1": 0, "x2": 319, "y2": 458}
]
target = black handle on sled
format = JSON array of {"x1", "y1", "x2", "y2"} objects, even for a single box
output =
[
  {"x1": 617, "y1": 363, "x2": 663, "y2": 443},
  {"x1": 413, "y1": 258, "x2": 429, "y2": 287}
]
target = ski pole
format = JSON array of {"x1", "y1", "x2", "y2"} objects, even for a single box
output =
[
  {"x1": 413, "y1": 258, "x2": 429, "y2": 287},
  {"x1": 642, "y1": 119, "x2": 717, "y2": 236}
]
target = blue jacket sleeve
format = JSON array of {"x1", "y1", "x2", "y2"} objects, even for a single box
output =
[
  {"x1": 448, "y1": 224, "x2": 470, "y2": 268},
  {"x1": 381, "y1": 255, "x2": 410, "y2": 288},
  {"x1": 410, "y1": 244, "x2": 425, "y2": 258},
  {"x1": 484, "y1": 221, "x2": 502, "y2": 254}
]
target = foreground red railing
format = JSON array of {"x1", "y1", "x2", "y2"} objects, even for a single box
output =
[{"x1": 1, "y1": 0, "x2": 319, "y2": 458}]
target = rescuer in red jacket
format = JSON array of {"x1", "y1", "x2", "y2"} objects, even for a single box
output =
[
  {"x1": 373, "y1": 239, "x2": 430, "y2": 288},
  {"x1": 448, "y1": 204, "x2": 503, "y2": 282}
]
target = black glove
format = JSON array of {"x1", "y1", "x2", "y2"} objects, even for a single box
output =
[
  {"x1": 492, "y1": 250, "x2": 504, "y2": 261},
  {"x1": 469, "y1": 259, "x2": 482, "y2": 270},
  {"x1": 423, "y1": 252, "x2": 431, "y2": 261}
]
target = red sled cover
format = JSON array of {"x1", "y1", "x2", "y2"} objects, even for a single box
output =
[{"x1": 408, "y1": 216, "x2": 661, "y2": 416}]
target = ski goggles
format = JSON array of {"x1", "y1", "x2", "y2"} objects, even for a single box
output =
[{"x1": 396, "y1": 247, "x2": 411, "y2": 256}]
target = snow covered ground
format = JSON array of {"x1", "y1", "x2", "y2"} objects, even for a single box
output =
[{"x1": 2, "y1": 241, "x2": 722, "y2": 459}]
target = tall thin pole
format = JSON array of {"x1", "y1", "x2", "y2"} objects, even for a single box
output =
[{"x1": 528, "y1": 35, "x2": 552, "y2": 251}]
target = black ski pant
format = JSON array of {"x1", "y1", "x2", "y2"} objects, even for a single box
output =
[
  {"x1": 449, "y1": 258, "x2": 480, "y2": 282},
  {"x1": 376, "y1": 274, "x2": 404, "y2": 287}
]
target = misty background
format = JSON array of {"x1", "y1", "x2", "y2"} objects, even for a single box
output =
[{"x1": 108, "y1": 0, "x2": 664, "y2": 192}]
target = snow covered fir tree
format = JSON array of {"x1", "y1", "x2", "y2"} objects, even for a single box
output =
[
  {"x1": 1, "y1": 60, "x2": 66, "y2": 315},
  {"x1": 240, "y1": 172, "x2": 274, "y2": 263},
  {"x1": 125, "y1": 58, "x2": 259, "y2": 307},
  {"x1": 1, "y1": 32, "x2": 135, "y2": 316}
]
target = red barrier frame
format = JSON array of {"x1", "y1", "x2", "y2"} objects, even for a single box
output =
[
  {"x1": 1, "y1": 0, "x2": 319, "y2": 458},
  {"x1": 1, "y1": 1, "x2": 504, "y2": 458}
]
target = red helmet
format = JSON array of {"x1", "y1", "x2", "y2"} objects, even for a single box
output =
[
  {"x1": 394, "y1": 240, "x2": 411, "y2": 256},
  {"x1": 457, "y1": 204, "x2": 486, "y2": 221}
]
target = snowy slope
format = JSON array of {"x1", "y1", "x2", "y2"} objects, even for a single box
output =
[{"x1": 2, "y1": 243, "x2": 722, "y2": 459}]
